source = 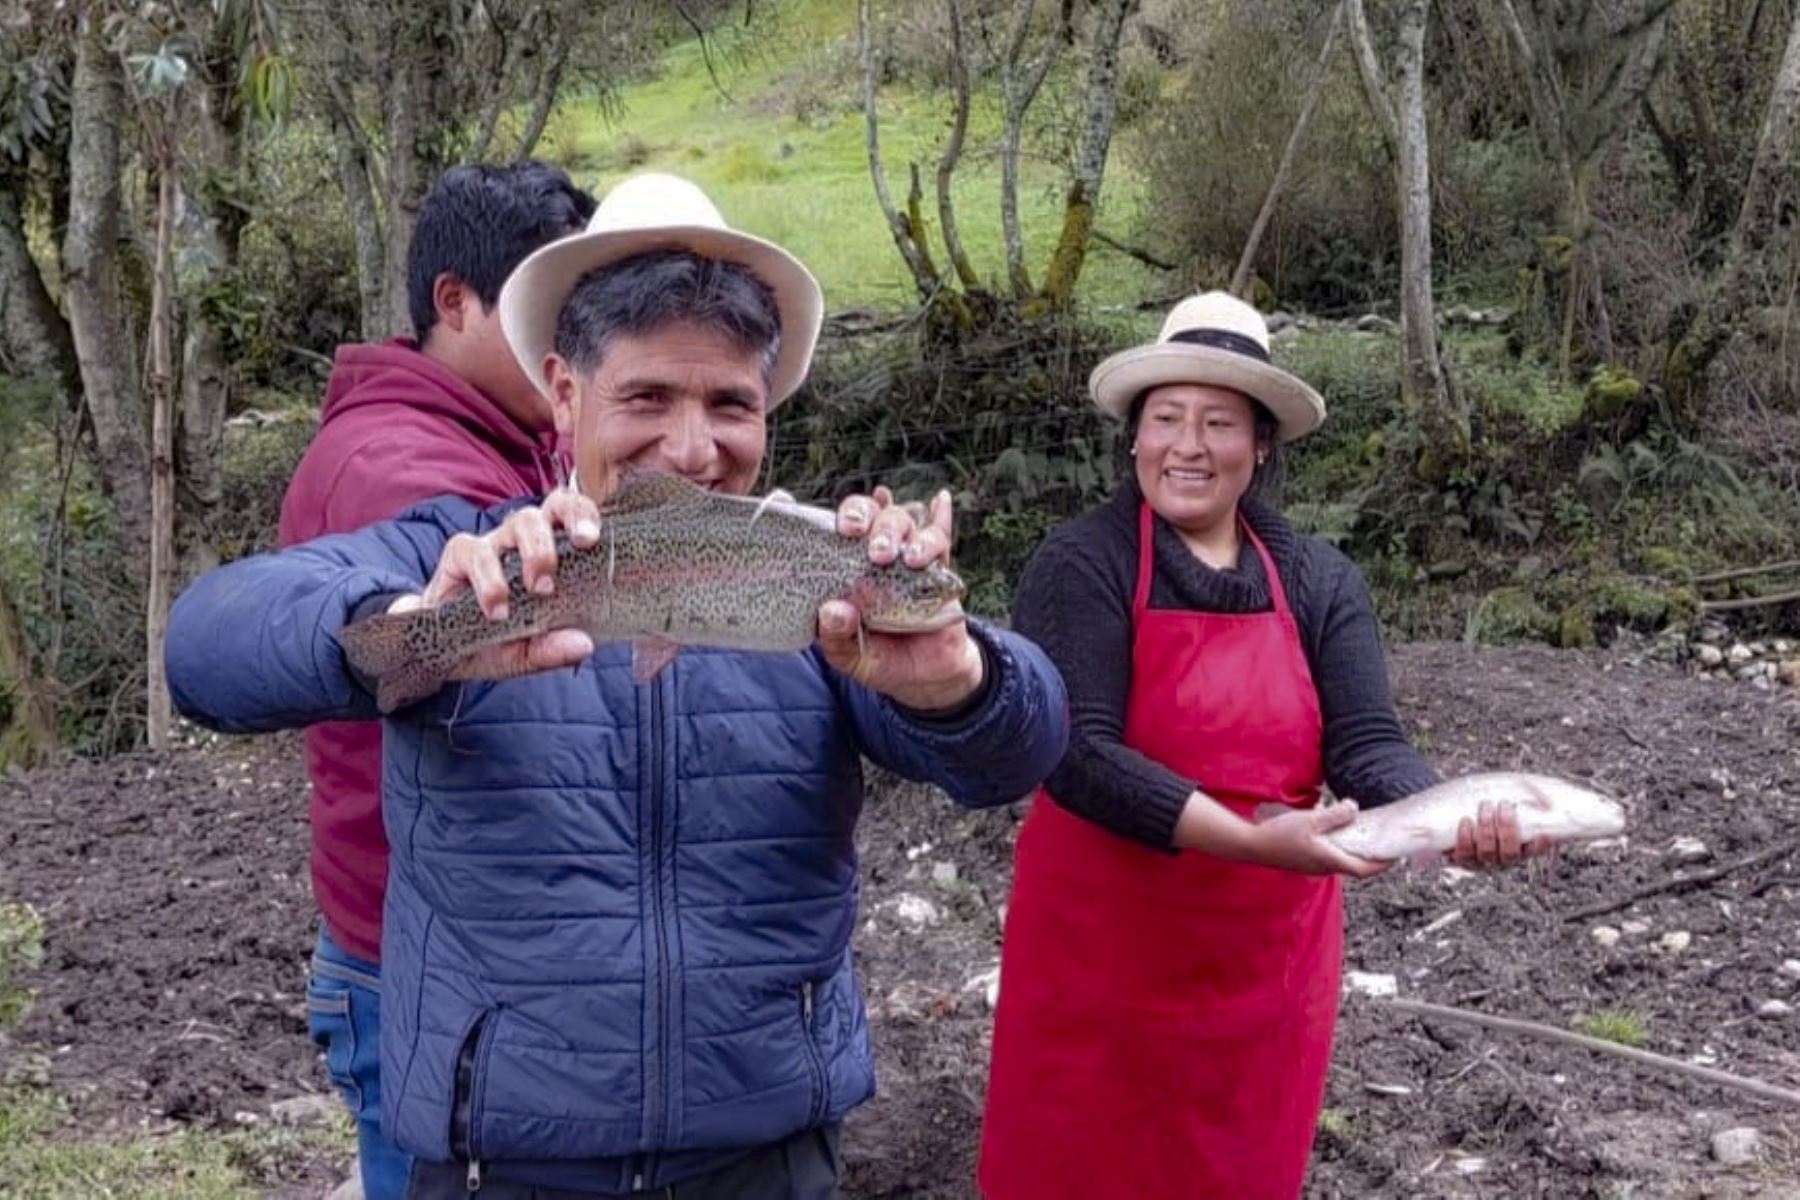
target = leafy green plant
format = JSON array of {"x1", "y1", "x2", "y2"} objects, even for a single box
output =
[{"x1": 0, "y1": 901, "x2": 45, "y2": 1028}]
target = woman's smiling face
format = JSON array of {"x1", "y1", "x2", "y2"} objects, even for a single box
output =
[{"x1": 1132, "y1": 383, "x2": 1261, "y2": 536}]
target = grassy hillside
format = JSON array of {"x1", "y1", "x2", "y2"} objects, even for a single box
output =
[{"x1": 538, "y1": 0, "x2": 1166, "y2": 312}]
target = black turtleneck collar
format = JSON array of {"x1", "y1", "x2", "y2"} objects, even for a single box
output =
[{"x1": 1106, "y1": 476, "x2": 1299, "y2": 615}]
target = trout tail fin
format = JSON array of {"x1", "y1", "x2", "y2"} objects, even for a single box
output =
[{"x1": 338, "y1": 611, "x2": 449, "y2": 715}]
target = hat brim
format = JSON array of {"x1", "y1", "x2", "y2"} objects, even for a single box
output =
[
  {"x1": 1089, "y1": 344, "x2": 1326, "y2": 442},
  {"x1": 499, "y1": 224, "x2": 824, "y2": 408}
]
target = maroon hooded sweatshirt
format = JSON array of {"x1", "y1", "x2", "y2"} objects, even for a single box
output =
[{"x1": 278, "y1": 339, "x2": 565, "y2": 963}]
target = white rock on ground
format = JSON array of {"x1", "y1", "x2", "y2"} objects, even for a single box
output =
[
  {"x1": 1344, "y1": 971, "x2": 1398, "y2": 998},
  {"x1": 1695, "y1": 644, "x2": 1725, "y2": 668},
  {"x1": 1621, "y1": 920, "x2": 1651, "y2": 936},
  {"x1": 1591, "y1": 926, "x2": 1622, "y2": 948},
  {"x1": 1780, "y1": 959, "x2": 1800, "y2": 979},
  {"x1": 890, "y1": 893, "x2": 943, "y2": 927},
  {"x1": 929, "y1": 861, "x2": 959, "y2": 889},
  {"x1": 1659, "y1": 931, "x2": 1693, "y2": 954},
  {"x1": 1757, "y1": 999, "x2": 1794, "y2": 1018},
  {"x1": 1711, "y1": 1127, "x2": 1763, "y2": 1165},
  {"x1": 1667, "y1": 836, "x2": 1710, "y2": 863}
]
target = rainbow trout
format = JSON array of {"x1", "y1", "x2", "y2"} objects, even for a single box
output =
[
  {"x1": 1257, "y1": 772, "x2": 1626, "y2": 864},
  {"x1": 338, "y1": 471, "x2": 966, "y2": 713}
]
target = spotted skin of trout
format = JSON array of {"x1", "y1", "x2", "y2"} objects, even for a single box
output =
[{"x1": 337, "y1": 471, "x2": 966, "y2": 713}]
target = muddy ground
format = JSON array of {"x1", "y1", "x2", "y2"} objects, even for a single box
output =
[{"x1": 4, "y1": 642, "x2": 1800, "y2": 1197}]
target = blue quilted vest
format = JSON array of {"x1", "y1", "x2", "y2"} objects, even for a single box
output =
[{"x1": 377, "y1": 643, "x2": 879, "y2": 1190}]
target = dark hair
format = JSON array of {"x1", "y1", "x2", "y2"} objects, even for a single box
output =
[
  {"x1": 553, "y1": 249, "x2": 782, "y2": 382},
  {"x1": 1124, "y1": 389, "x2": 1286, "y2": 505},
  {"x1": 407, "y1": 160, "x2": 597, "y2": 342}
]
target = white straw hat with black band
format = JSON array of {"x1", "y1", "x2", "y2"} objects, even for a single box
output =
[
  {"x1": 499, "y1": 172, "x2": 823, "y2": 408},
  {"x1": 1089, "y1": 291, "x2": 1326, "y2": 443}
]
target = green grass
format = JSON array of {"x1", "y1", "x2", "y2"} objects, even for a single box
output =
[
  {"x1": 540, "y1": 0, "x2": 1164, "y2": 310},
  {"x1": 0, "y1": 1085, "x2": 353, "y2": 1199},
  {"x1": 1573, "y1": 1008, "x2": 1650, "y2": 1048},
  {"x1": 0, "y1": 902, "x2": 44, "y2": 1028}
]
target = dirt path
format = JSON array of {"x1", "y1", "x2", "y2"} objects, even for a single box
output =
[{"x1": 4, "y1": 643, "x2": 1799, "y2": 1196}]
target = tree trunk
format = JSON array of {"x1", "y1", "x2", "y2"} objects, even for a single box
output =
[
  {"x1": 381, "y1": 2, "x2": 456, "y2": 338},
  {"x1": 1232, "y1": 0, "x2": 1345, "y2": 299},
  {"x1": 1036, "y1": 0, "x2": 1134, "y2": 309},
  {"x1": 175, "y1": 66, "x2": 245, "y2": 584},
  {"x1": 999, "y1": 0, "x2": 1061, "y2": 299},
  {"x1": 935, "y1": 0, "x2": 980, "y2": 291},
  {"x1": 858, "y1": 0, "x2": 938, "y2": 297},
  {"x1": 1734, "y1": 2, "x2": 1800, "y2": 256},
  {"x1": 327, "y1": 86, "x2": 388, "y2": 342},
  {"x1": 62, "y1": 19, "x2": 151, "y2": 566},
  {"x1": 145, "y1": 119, "x2": 178, "y2": 752},
  {"x1": 177, "y1": 318, "x2": 227, "y2": 581},
  {"x1": 1395, "y1": 0, "x2": 1460, "y2": 471},
  {"x1": 0, "y1": 574, "x2": 58, "y2": 768},
  {"x1": 0, "y1": 171, "x2": 80, "y2": 400}
]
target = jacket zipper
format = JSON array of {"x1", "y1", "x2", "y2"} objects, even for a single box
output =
[
  {"x1": 450, "y1": 1010, "x2": 499, "y2": 1190},
  {"x1": 800, "y1": 981, "x2": 828, "y2": 1124},
  {"x1": 646, "y1": 672, "x2": 674, "y2": 1181}
]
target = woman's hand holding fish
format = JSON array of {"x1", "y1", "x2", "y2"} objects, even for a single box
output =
[
  {"x1": 820, "y1": 486, "x2": 983, "y2": 712},
  {"x1": 1450, "y1": 800, "x2": 1553, "y2": 869},
  {"x1": 1239, "y1": 800, "x2": 1391, "y2": 878},
  {"x1": 390, "y1": 488, "x2": 603, "y2": 682}
]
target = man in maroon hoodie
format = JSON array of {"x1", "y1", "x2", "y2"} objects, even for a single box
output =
[{"x1": 279, "y1": 161, "x2": 594, "y2": 1199}]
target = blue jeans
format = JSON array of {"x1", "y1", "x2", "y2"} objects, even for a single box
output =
[{"x1": 308, "y1": 928, "x2": 412, "y2": 1200}]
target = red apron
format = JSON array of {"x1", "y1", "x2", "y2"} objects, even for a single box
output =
[{"x1": 979, "y1": 503, "x2": 1340, "y2": 1199}]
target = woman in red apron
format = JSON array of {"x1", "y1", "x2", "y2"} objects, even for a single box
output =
[{"x1": 979, "y1": 293, "x2": 1537, "y2": 1199}]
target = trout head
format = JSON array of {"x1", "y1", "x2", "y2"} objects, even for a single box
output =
[
  {"x1": 854, "y1": 560, "x2": 968, "y2": 633},
  {"x1": 1528, "y1": 778, "x2": 1628, "y2": 840}
]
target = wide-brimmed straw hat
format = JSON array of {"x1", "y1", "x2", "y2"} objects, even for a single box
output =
[
  {"x1": 1089, "y1": 291, "x2": 1325, "y2": 442},
  {"x1": 499, "y1": 172, "x2": 823, "y2": 407}
]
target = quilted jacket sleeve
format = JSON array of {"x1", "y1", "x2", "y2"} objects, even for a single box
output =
[
  {"x1": 166, "y1": 498, "x2": 483, "y2": 733},
  {"x1": 831, "y1": 620, "x2": 1070, "y2": 810}
]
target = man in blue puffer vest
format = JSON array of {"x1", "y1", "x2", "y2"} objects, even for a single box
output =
[{"x1": 166, "y1": 172, "x2": 1068, "y2": 1199}]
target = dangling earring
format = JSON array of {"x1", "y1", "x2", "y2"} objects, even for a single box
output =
[{"x1": 1129, "y1": 444, "x2": 1138, "y2": 457}]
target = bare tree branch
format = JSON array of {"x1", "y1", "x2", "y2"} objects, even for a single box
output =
[
  {"x1": 1734, "y1": 0, "x2": 1800, "y2": 257},
  {"x1": 515, "y1": 35, "x2": 572, "y2": 160},
  {"x1": 936, "y1": 0, "x2": 979, "y2": 290},
  {"x1": 998, "y1": 0, "x2": 1063, "y2": 298},
  {"x1": 858, "y1": 0, "x2": 937, "y2": 297},
  {"x1": 672, "y1": 0, "x2": 736, "y2": 104},
  {"x1": 1345, "y1": 0, "x2": 1398, "y2": 159},
  {"x1": 1232, "y1": 0, "x2": 1345, "y2": 299}
]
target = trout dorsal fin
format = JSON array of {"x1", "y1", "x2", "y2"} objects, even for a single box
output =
[{"x1": 603, "y1": 469, "x2": 710, "y2": 514}]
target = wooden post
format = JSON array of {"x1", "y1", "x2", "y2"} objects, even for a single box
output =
[{"x1": 145, "y1": 114, "x2": 177, "y2": 750}]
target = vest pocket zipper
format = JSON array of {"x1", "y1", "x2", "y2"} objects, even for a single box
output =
[
  {"x1": 799, "y1": 981, "x2": 828, "y2": 1124},
  {"x1": 450, "y1": 1010, "x2": 498, "y2": 1187}
]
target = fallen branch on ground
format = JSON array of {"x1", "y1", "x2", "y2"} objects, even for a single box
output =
[
  {"x1": 1688, "y1": 559, "x2": 1800, "y2": 585},
  {"x1": 1699, "y1": 588, "x2": 1800, "y2": 613},
  {"x1": 1379, "y1": 997, "x2": 1800, "y2": 1108},
  {"x1": 1562, "y1": 839, "x2": 1799, "y2": 922}
]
